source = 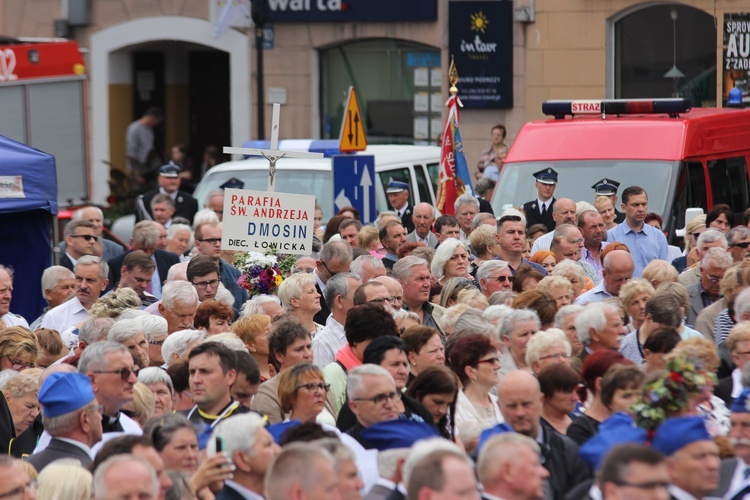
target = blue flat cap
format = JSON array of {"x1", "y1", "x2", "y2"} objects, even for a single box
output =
[
  {"x1": 360, "y1": 419, "x2": 440, "y2": 450},
  {"x1": 732, "y1": 389, "x2": 750, "y2": 413},
  {"x1": 533, "y1": 168, "x2": 558, "y2": 185},
  {"x1": 267, "y1": 420, "x2": 302, "y2": 444},
  {"x1": 219, "y1": 177, "x2": 245, "y2": 190},
  {"x1": 477, "y1": 423, "x2": 515, "y2": 453},
  {"x1": 652, "y1": 416, "x2": 712, "y2": 456},
  {"x1": 592, "y1": 178, "x2": 620, "y2": 195},
  {"x1": 386, "y1": 180, "x2": 410, "y2": 194},
  {"x1": 579, "y1": 413, "x2": 647, "y2": 470},
  {"x1": 158, "y1": 162, "x2": 181, "y2": 177},
  {"x1": 38, "y1": 372, "x2": 95, "y2": 418}
]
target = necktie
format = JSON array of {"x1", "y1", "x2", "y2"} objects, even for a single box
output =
[{"x1": 541, "y1": 203, "x2": 547, "y2": 217}]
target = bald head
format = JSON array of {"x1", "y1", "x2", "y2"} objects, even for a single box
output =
[
  {"x1": 602, "y1": 250, "x2": 634, "y2": 295},
  {"x1": 553, "y1": 198, "x2": 577, "y2": 226},
  {"x1": 372, "y1": 275, "x2": 404, "y2": 309},
  {"x1": 413, "y1": 203, "x2": 436, "y2": 239},
  {"x1": 497, "y1": 371, "x2": 543, "y2": 437}
]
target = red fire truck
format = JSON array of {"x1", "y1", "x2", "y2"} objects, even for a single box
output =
[
  {"x1": 0, "y1": 39, "x2": 89, "y2": 207},
  {"x1": 490, "y1": 98, "x2": 750, "y2": 239}
]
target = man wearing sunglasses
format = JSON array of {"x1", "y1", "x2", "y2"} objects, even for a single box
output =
[
  {"x1": 344, "y1": 364, "x2": 402, "y2": 449},
  {"x1": 60, "y1": 219, "x2": 99, "y2": 272},
  {"x1": 477, "y1": 260, "x2": 513, "y2": 299},
  {"x1": 729, "y1": 226, "x2": 750, "y2": 263}
]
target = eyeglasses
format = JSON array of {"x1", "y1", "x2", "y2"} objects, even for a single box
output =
[
  {"x1": 539, "y1": 352, "x2": 569, "y2": 361},
  {"x1": 192, "y1": 278, "x2": 220, "y2": 289},
  {"x1": 689, "y1": 232, "x2": 703, "y2": 239},
  {"x1": 321, "y1": 260, "x2": 336, "y2": 277},
  {"x1": 706, "y1": 274, "x2": 723, "y2": 283},
  {"x1": 369, "y1": 297, "x2": 393, "y2": 305},
  {"x1": 732, "y1": 242, "x2": 750, "y2": 249},
  {"x1": 8, "y1": 358, "x2": 34, "y2": 370},
  {"x1": 353, "y1": 391, "x2": 402, "y2": 405},
  {"x1": 198, "y1": 238, "x2": 222, "y2": 245},
  {"x1": 69, "y1": 234, "x2": 98, "y2": 242},
  {"x1": 390, "y1": 295, "x2": 403, "y2": 302},
  {"x1": 490, "y1": 275, "x2": 514, "y2": 283},
  {"x1": 477, "y1": 357, "x2": 501, "y2": 366},
  {"x1": 0, "y1": 479, "x2": 37, "y2": 499},
  {"x1": 149, "y1": 339, "x2": 165, "y2": 346},
  {"x1": 296, "y1": 382, "x2": 330, "y2": 393},
  {"x1": 291, "y1": 267, "x2": 315, "y2": 274},
  {"x1": 93, "y1": 367, "x2": 138, "y2": 380}
]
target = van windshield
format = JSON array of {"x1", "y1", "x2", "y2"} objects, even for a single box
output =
[
  {"x1": 491, "y1": 160, "x2": 678, "y2": 219},
  {"x1": 194, "y1": 170, "x2": 335, "y2": 218}
]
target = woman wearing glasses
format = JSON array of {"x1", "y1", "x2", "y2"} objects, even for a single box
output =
[
  {"x1": 277, "y1": 363, "x2": 335, "y2": 425},
  {"x1": 448, "y1": 334, "x2": 503, "y2": 448},
  {"x1": 278, "y1": 273, "x2": 323, "y2": 337},
  {"x1": 0, "y1": 327, "x2": 38, "y2": 372}
]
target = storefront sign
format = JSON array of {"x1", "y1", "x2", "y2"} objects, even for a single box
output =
[
  {"x1": 723, "y1": 13, "x2": 750, "y2": 104},
  {"x1": 448, "y1": 1, "x2": 513, "y2": 109},
  {"x1": 266, "y1": 0, "x2": 437, "y2": 22}
]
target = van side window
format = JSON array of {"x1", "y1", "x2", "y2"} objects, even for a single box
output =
[
  {"x1": 413, "y1": 165, "x2": 432, "y2": 205},
  {"x1": 708, "y1": 156, "x2": 750, "y2": 217},
  {"x1": 426, "y1": 162, "x2": 440, "y2": 197},
  {"x1": 672, "y1": 162, "x2": 706, "y2": 237}
]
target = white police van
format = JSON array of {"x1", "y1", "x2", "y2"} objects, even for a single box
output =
[{"x1": 193, "y1": 140, "x2": 441, "y2": 219}]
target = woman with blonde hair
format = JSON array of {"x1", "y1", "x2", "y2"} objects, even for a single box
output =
[
  {"x1": 231, "y1": 314, "x2": 273, "y2": 381},
  {"x1": 536, "y1": 275, "x2": 573, "y2": 309},
  {"x1": 277, "y1": 362, "x2": 335, "y2": 425},
  {"x1": 0, "y1": 327, "x2": 38, "y2": 371},
  {"x1": 123, "y1": 381, "x2": 156, "y2": 427},
  {"x1": 594, "y1": 195, "x2": 617, "y2": 230},
  {"x1": 89, "y1": 287, "x2": 141, "y2": 319},
  {"x1": 36, "y1": 459, "x2": 93, "y2": 499},
  {"x1": 641, "y1": 260, "x2": 679, "y2": 290},
  {"x1": 469, "y1": 225, "x2": 500, "y2": 275},
  {"x1": 277, "y1": 273, "x2": 322, "y2": 336},
  {"x1": 2, "y1": 372, "x2": 40, "y2": 440},
  {"x1": 618, "y1": 278, "x2": 655, "y2": 332},
  {"x1": 551, "y1": 260, "x2": 586, "y2": 299}
]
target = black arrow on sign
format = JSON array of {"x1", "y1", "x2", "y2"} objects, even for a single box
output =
[
  {"x1": 354, "y1": 113, "x2": 360, "y2": 145},
  {"x1": 348, "y1": 111, "x2": 353, "y2": 143}
]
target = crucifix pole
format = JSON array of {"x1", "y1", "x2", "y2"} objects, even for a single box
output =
[{"x1": 224, "y1": 103, "x2": 324, "y2": 192}]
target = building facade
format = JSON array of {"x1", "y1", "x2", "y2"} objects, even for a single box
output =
[{"x1": 0, "y1": 0, "x2": 728, "y2": 204}]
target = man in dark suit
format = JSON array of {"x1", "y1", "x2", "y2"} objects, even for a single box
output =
[
  {"x1": 407, "y1": 203, "x2": 439, "y2": 249},
  {"x1": 27, "y1": 372, "x2": 102, "y2": 472},
  {"x1": 107, "y1": 221, "x2": 180, "y2": 299},
  {"x1": 60, "y1": 219, "x2": 98, "y2": 272},
  {"x1": 386, "y1": 180, "x2": 415, "y2": 234},
  {"x1": 136, "y1": 163, "x2": 199, "y2": 225},
  {"x1": 477, "y1": 432, "x2": 549, "y2": 500},
  {"x1": 210, "y1": 413, "x2": 276, "y2": 500},
  {"x1": 522, "y1": 168, "x2": 558, "y2": 233},
  {"x1": 592, "y1": 178, "x2": 625, "y2": 224},
  {"x1": 194, "y1": 222, "x2": 247, "y2": 313}
]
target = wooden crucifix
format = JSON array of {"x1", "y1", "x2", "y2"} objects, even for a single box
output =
[{"x1": 223, "y1": 104, "x2": 324, "y2": 192}]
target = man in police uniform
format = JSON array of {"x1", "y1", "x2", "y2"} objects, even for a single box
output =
[
  {"x1": 592, "y1": 178, "x2": 625, "y2": 224},
  {"x1": 385, "y1": 180, "x2": 415, "y2": 234},
  {"x1": 136, "y1": 163, "x2": 199, "y2": 225},
  {"x1": 522, "y1": 168, "x2": 558, "y2": 233}
]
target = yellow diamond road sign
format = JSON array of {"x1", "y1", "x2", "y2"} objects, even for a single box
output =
[{"x1": 339, "y1": 86, "x2": 367, "y2": 153}]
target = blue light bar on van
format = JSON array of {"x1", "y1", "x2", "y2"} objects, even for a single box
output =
[
  {"x1": 238, "y1": 139, "x2": 342, "y2": 158},
  {"x1": 542, "y1": 98, "x2": 692, "y2": 118}
]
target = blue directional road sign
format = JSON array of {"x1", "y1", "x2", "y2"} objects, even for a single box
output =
[{"x1": 332, "y1": 155, "x2": 376, "y2": 224}]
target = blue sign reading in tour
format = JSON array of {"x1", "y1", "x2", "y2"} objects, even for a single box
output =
[
  {"x1": 448, "y1": 1, "x2": 513, "y2": 109},
  {"x1": 266, "y1": 0, "x2": 437, "y2": 22},
  {"x1": 332, "y1": 155, "x2": 376, "y2": 224}
]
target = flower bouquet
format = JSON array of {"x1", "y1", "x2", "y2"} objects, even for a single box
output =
[{"x1": 233, "y1": 250, "x2": 286, "y2": 298}]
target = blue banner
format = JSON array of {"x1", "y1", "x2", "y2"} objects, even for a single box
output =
[
  {"x1": 448, "y1": 1, "x2": 513, "y2": 109},
  {"x1": 266, "y1": 0, "x2": 438, "y2": 22}
]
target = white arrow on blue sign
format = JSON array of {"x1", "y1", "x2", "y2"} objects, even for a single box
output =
[{"x1": 332, "y1": 155, "x2": 376, "y2": 224}]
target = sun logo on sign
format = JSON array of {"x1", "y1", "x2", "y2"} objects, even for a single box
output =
[{"x1": 470, "y1": 11, "x2": 489, "y2": 33}]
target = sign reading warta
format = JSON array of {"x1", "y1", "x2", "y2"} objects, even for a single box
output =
[{"x1": 221, "y1": 188, "x2": 315, "y2": 255}]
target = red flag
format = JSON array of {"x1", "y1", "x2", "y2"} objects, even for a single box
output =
[{"x1": 436, "y1": 95, "x2": 466, "y2": 215}]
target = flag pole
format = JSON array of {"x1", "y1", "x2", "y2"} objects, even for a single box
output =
[{"x1": 448, "y1": 55, "x2": 459, "y2": 97}]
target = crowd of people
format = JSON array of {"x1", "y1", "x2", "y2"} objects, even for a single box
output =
[{"x1": 3, "y1": 162, "x2": 750, "y2": 499}]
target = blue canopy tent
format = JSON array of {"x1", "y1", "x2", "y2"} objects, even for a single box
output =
[{"x1": 0, "y1": 135, "x2": 58, "y2": 323}]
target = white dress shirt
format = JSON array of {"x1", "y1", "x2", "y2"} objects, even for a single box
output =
[{"x1": 40, "y1": 296, "x2": 89, "y2": 333}]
